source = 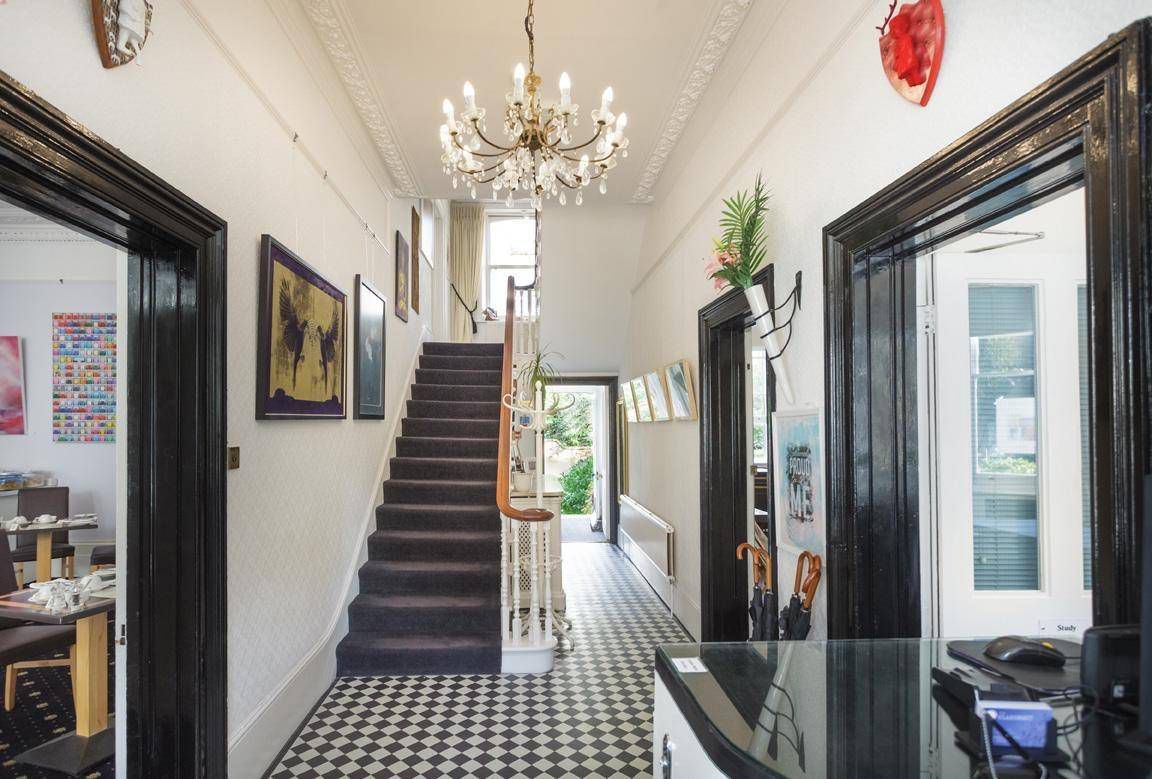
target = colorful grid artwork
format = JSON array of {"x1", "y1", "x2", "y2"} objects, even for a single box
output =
[{"x1": 52, "y1": 312, "x2": 116, "y2": 443}]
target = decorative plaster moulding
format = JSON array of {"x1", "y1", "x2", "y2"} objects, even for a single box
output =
[
  {"x1": 631, "y1": 0, "x2": 754, "y2": 204},
  {"x1": 302, "y1": 0, "x2": 421, "y2": 198},
  {"x1": 0, "y1": 211, "x2": 89, "y2": 242}
]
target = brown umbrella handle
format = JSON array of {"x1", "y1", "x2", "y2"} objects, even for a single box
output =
[
  {"x1": 793, "y1": 551, "x2": 814, "y2": 593},
  {"x1": 736, "y1": 543, "x2": 762, "y2": 588},
  {"x1": 802, "y1": 554, "x2": 823, "y2": 608}
]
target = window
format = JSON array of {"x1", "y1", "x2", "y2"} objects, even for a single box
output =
[
  {"x1": 483, "y1": 214, "x2": 536, "y2": 312},
  {"x1": 968, "y1": 285, "x2": 1040, "y2": 590}
]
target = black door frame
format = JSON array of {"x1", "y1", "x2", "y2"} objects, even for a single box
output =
[
  {"x1": 698, "y1": 266, "x2": 776, "y2": 642},
  {"x1": 0, "y1": 72, "x2": 227, "y2": 774},
  {"x1": 823, "y1": 20, "x2": 1150, "y2": 638},
  {"x1": 548, "y1": 376, "x2": 620, "y2": 545}
]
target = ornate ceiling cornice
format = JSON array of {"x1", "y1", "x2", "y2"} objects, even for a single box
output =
[
  {"x1": 630, "y1": 0, "x2": 754, "y2": 204},
  {"x1": 302, "y1": 0, "x2": 421, "y2": 198}
]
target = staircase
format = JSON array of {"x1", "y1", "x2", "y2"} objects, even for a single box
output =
[{"x1": 336, "y1": 341, "x2": 506, "y2": 676}]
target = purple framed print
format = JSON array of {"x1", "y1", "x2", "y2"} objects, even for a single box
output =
[{"x1": 256, "y1": 234, "x2": 347, "y2": 419}]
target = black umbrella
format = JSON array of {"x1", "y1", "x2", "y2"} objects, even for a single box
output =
[
  {"x1": 780, "y1": 552, "x2": 820, "y2": 640},
  {"x1": 737, "y1": 543, "x2": 774, "y2": 641},
  {"x1": 790, "y1": 554, "x2": 822, "y2": 640}
]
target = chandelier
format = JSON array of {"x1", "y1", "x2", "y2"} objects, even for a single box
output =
[{"x1": 439, "y1": 0, "x2": 629, "y2": 208}]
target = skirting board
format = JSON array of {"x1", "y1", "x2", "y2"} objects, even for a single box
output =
[
  {"x1": 618, "y1": 528, "x2": 700, "y2": 641},
  {"x1": 226, "y1": 328, "x2": 430, "y2": 778}
]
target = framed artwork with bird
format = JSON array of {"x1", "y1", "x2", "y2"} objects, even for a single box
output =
[{"x1": 256, "y1": 234, "x2": 347, "y2": 419}]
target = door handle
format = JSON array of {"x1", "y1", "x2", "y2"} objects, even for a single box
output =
[{"x1": 661, "y1": 733, "x2": 674, "y2": 778}]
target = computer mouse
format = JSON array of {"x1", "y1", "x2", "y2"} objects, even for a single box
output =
[{"x1": 984, "y1": 636, "x2": 1066, "y2": 668}]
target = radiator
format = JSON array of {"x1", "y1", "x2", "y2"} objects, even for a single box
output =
[{"x1": 618, "y1": 495, "x2": 675, "y2": 597}]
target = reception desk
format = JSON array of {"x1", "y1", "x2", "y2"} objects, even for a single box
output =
[{"x1": 654, "y1": 639, "x2": 1152, "y2": 778}]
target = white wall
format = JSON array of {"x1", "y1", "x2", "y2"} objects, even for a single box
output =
[
  {"x1": 0, "y1": 272, "x2": 116, "y2": 546},
  {"x1": 0, "y1": 1, "x2": 447, "y2": 774},
  {"x1": 539, "y1": 205, "x2": 646, "y2": 374},
  {"x1": 623, "y1": 0, "x2": 1151, "y2": 641}
]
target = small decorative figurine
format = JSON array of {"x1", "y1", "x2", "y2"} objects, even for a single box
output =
[{"x1": 877, "y1": 0, "x2": 945, "y2": 106}]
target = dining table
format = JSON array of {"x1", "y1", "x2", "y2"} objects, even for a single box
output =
[
  {"x1": 0, "y1": 584, "x2": 115, "y2": 774},
  {"x1": 6, "y1": 516, "x2": 98, "y2": 582}
]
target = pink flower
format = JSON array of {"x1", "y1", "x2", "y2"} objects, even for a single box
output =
[
  {"x1": 713, "y1": 276, "x2": 729, "y2": 292},
  {"x1": 705, "y1": 259, "x2": 722, "y2": 276}
]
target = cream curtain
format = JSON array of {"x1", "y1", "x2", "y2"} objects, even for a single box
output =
[{"x1": 448, "y1": 202, "x2": 485, "y2": 342}]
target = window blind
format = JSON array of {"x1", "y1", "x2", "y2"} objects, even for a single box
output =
[{"x1": 968, "y1": 285, "x2": 1040, "y2": 591}]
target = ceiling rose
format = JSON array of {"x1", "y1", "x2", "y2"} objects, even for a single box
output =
[{"x1": 439, "y1": 0, "x2": 630, "y2": 208}]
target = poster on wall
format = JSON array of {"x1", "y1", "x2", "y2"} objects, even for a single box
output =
[
  {"x1": 0, "y1": 336, "x2": 26, "y2": 435},
  {"x1": 772, "y1": 408, "x2": 824, "y2": 555},
  {"x1": 52, "y1": 313, "x2": 116, "y2": 443},
  {"x1": 410, "y1": 206, "x2": 422, "y2": 314},
  {"x1": 256, "y1": 234, "x2": 347, "y2": 419}
]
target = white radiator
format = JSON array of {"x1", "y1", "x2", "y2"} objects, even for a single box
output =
[{"x1": 618, "y1": 495, "x2": 675, "y2": 606}]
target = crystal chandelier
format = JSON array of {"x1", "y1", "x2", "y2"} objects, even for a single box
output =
[{"x1": 439, "y1": 0, "x2": 629, "y2": 208}]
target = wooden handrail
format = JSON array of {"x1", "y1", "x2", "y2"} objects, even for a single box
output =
[{"x1": 497, "y1": 276, "x2": 554, "y2": 523}]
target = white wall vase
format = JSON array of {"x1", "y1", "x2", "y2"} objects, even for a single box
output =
[{"x1": 744, "y1": 283, "x2": 795, "y2": 404}]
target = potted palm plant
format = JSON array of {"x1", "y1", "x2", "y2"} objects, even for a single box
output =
[{"x1": 704, "y1": 174, "x2": 794, "y2": 403}]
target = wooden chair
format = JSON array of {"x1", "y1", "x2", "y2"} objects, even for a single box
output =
[
  {"x1": 11, "y1": 487, "x2": 75, "y2": 585},
  {"x1": 0, "y1": 529, "x2": 76, "y2": 712}
]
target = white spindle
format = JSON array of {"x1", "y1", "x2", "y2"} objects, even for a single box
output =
[
  {"x1": 511, "y1": 520, "x2": 522, "y2": 646},
  {"x1": 529, "y1": 522, "x2": 540, "y2": 642},
  {"x1": 500, "y1": 514, "x2": 509, "y2": 642}
]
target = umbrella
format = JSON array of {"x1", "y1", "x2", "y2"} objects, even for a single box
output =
[
  {"x1": 790, "y1": 554, "x2": 822, "y2": 640},
  {"x1": 737, "y1": 543, "x2": 774, "y2": 641},
  {"x1": 780, "y1": 552, "x2": 821, "y2": 640}
]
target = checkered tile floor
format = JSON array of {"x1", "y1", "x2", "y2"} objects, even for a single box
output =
[{"x1": 270, "y1": 542, "x2": 687, "y2": 778}]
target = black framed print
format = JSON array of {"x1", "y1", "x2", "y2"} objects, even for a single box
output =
[
  {"x1": 256, "y1": 234, "x2": 347, "y2": 419},
  {"x1": 354, "y1": 274, "x2": 387, "y2": 420}
]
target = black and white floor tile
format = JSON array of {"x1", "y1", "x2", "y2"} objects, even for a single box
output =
[{"x1": 271, "y1": 542, "x2": 687, "y2": 778}]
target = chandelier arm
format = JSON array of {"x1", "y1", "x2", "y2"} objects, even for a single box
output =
[
  {"x1": 451, "y1": 135, "x2": 513, "y2": 159},
  {"x1": 456, "y1": 123, "x2": 516, "y2": 154},
  {"x1": 552, "y1": 124, "x2": 608, "y2": 153}
]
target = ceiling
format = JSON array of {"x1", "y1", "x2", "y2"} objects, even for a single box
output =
[{"x1": 302, "y1": 0, "x2": 754, "y2": 203}]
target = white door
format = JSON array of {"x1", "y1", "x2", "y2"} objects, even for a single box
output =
[{"x1": 931, "y1": 252, "x2": 1091, "y2": 637}]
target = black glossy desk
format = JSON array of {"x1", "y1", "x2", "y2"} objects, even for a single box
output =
[{"x1": 656, "y1": 639, "x2": 1152, "y2": 778}]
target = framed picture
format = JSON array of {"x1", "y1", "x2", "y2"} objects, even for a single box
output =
[
  {"x1": 645, "y1": 370, "x2": 671, "y2": 421},
  {"x1": 0, "y1": 336, "x2": 26, "y2": 434},
  {"x1": 353, "y1": 275, "x2": 387, "y2": 420},
  {"x1": 420, "y1": 199, "x2": 435, "y2": 265},
  {"x1": 394, "y1": 229, "x2": 409, "y2": 322},
  {"x1": 410, "y1": 206, "x2": 421, "y2": 314},
  {"x1": 771, "y1": 408, "x2": 825, "y2": 555},
  {"x1": 631, "y1": 377, "x2": 652, "y2": 422},
  {"x1": 619, "y1": 381, "x2": 637, "y2": 423},
  {"x1": 664, "y1": 359, "x2": 698, "y2": 420},
  {"x1": 257, "y1": 234, "x2": 346, "y2": 419}
]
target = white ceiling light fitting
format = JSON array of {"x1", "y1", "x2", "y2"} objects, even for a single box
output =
[{"x1": 438, "y1": 0, "x2": 630, "y2": 209}]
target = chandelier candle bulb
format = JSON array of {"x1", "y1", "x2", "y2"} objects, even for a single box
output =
[
  {"x1": 513, "y1": 63, "x2": 526, "y2": 102},
  {"x1": 463, "y1": 81, "x2": 476, "y2": 111},
  {"x1": 559, "y1": 72, "x2": 572, "y2": 107},
  {"x1": 600, "y1": 86, "x2": 613, "y2": 118},
  {"x1": 578, "y1": 155, "x2": 589, "y2": 178},
  {"x1": 442, "y1": 98, "x2": 455, "y2": 128}
]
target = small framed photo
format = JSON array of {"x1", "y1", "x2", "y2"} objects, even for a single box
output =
[
  {"x1": 631, "y1": 377, "x2": 652, "y2": 422},
  {"x1": 645, "y1": 371, "x2": 671, "y2": 422},
  {"x1": 619, "y1": 381, "x2": 638, "y2": 423},
  {"x1": 664, "y1": 359, "x2": 698, "y2": 420},
  {"x1": 353, "y1": 275, "x2": 387, "y2": 420}
]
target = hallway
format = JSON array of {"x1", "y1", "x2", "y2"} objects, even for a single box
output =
[{"x1": 271, "y1": 544, "x2": 685, "y2": 777}]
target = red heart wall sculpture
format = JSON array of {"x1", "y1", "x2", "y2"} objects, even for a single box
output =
[{"x1": 878, "y1": 0, "x2": 945, "y2": 106}]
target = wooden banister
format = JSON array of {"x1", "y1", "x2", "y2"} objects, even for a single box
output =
[{"x1": 497, "y1": 276, "x2": 554, "y2": 523}]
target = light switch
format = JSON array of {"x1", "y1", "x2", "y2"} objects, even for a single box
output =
[{"x1": 227, "y1": 446, "x2": 240, "y2": 470}]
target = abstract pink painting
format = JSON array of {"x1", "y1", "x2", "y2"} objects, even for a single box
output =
[{"x1": 0, "y1": 336, "x2": 26, "y2": 435}]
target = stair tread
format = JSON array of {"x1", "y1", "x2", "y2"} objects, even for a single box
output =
[
  {"x1": 391, "y1": 457, "x2": 499, "y2": 464},
  {"x1": 361, "y1": 559, "x2": 494, "y2": 573},
  {"x1": 377, "y1": 503, "x2": 498, "y2": 513},
  {"x1": 372, "y1": 528, "x2": 498, "y2": 541},
  {"x1": 384, "y1": 478, "x2": 495, "y2": 487},
  {"x1": 353, "y1": 593, "x2": 497, "y2": 608},
  {"x1": 397, "y1": 436, "x2": 499, "y2": 444},
  {"x1": 340, "y1": 633, "x2": 496, "y2": 650}
]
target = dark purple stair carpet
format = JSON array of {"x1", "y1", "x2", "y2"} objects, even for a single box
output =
[{"x1": 337, "y1": 341, "x2": 506, "y2": 676}]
